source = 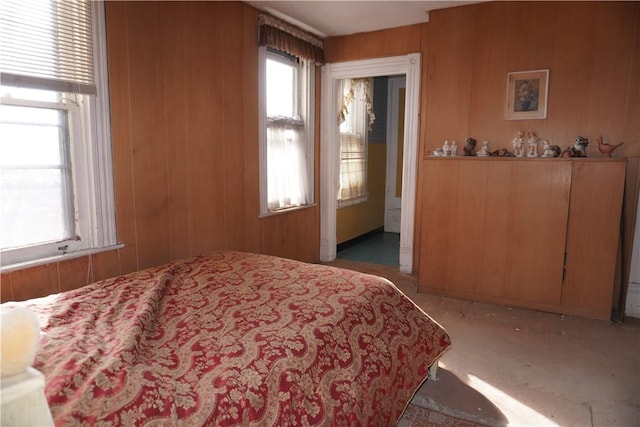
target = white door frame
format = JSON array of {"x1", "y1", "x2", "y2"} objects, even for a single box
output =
[{"x1": 320, "y1": 54, "x2": 421, "y2": 273}]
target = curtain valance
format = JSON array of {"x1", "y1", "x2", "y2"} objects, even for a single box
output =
[{"x1": 258, "y1": 13, "x2": 324, "y2": 65}]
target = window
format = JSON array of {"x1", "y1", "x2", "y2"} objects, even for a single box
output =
[
  {"x1": 259, "y1": 47, "x2": 315, "y2": 214},
  {"x1": 337, "y1": 78, "x2": 374, "y2": 208},
  {"x1": 0, "y1": 0, "x2": 116, "y2": 269}
]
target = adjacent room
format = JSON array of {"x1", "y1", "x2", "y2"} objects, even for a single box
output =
[{"x1": 1, "y1": 1, "x2": 639, "y2": 426}]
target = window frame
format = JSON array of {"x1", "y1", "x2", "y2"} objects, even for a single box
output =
[
  {"x1": 0, "y1": 2, "x2": 119, "y2": 272},
  {"x1": 258, "y1": 46, "x2": 315, "y2": 216}
]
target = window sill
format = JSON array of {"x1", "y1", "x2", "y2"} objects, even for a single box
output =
[
  {"x1": 0, "y1": 243, "x2": 125, "y2": 274},
  {"x1": 259, "y1": 203, "x2": 318, "y2": 218}
]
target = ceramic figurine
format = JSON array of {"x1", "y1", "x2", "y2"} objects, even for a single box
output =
[
  {"x1": 450, "y1": 141, "x2": 458, "y2": 157},
  {"x1": 541, "y1": 140, "x2": 561, "y2": 158},
  {"x1": 512, "y1": 131, "x2": 525, "y2": 157},
  {"x1": 463, "y1": 137, "x2": 477, "y2": 156},
  {"x1": 573, "y1": 136, "x2": 589, "y2": 157},
  {"x1": 526, "y1": 131, "x2": 539, "y2": 157},
  {"x1": 596, "y1": 136, "x2": 624, "y2": 158},
  {"x1": 443, "y1": 140, "x2": 451, "y2": 157},
  {"x1": 477, "y1": 140, "x2": 489, "y2": 157}
]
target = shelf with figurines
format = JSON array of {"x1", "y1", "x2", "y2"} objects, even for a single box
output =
[{"x1": 430, "y1": 132, "x2": 624, "y2": 160}]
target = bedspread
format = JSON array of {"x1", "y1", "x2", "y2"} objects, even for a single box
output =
[{"x1": 6, "y1": 251, "x2": 451, "y2": 426}]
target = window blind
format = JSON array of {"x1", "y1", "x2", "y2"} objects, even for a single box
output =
[{"x1": 0, "y1": 0, "x2": 96, "y2": 95}]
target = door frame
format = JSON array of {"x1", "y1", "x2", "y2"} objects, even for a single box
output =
[{"x1": 319, "y1": 54, "x2": 421, "y2": 273}]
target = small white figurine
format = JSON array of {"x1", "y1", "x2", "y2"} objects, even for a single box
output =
[
  {"x1": 443, "y1": 140, "x2": 451, "y2": 157},
  {"x1": 512, "y1": 131, "x2": 525, "y2": 157},
  {"x1": 542, "y1": 140, "x2": 552, "y2": 157},
  {"x1": 450, "y1": 141, "x2": 458, "y2": 157},
  {"x1": 527, "y1": 130, "x2": 539, "y2": 157},
  {"x1": 477, "y1": 140, "x2": 489, "y2": 157}
]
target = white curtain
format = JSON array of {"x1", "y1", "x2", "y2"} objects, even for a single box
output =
[
  {"x1": 267, "y1": 121, "x2": 309, "y2": 211},
  {"x1": 337, "y1": 78, "x2": 374, "y2": 207}
]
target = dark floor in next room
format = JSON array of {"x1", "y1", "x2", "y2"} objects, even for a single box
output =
[{"x1": 336, "y1": 231, "x2": 399, "y2": 266}]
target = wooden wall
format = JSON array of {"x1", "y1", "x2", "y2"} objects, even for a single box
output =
[
  {"x1": 422, "y1": 1, "x2": 640, "y2": 280},
  {"x1": 2, "y1": 1, "x2": 639, "y2": 303},
  {"x1": 1, "y1": 1, "x2": 320, "y2": 302},
  {"x1": 326, "y1": 1, "x2": 640, "y2": 272},
  {"x1": 423, "y1": 1, "x2": 640, "y2": 156}
]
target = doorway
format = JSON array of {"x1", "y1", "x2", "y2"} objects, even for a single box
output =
[
  {"x1": 320, "y1": 54, "x2": 421, "y2": 273},
  {"x1": 335, "y1": 75, "x2": 405, "y2": 266}
]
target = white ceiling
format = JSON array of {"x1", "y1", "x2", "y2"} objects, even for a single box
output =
[{"x1": 246, "y1": 1, "x2": 484, "y2": 38}]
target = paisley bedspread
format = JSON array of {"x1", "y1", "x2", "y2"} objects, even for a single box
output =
[{"x1": 7, "y1": 251, "x2": 451, "y2": 426}]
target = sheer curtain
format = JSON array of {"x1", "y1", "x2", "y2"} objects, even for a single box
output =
[
  {"x1": 337, "y1": 78, "x2": 374, "y2": 208},
  {"x1": 266, "y1": 121, "x2": 309, "y2": 211}
]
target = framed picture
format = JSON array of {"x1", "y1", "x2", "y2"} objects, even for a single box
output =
[{"x1": 505, "y1": 69, "x2": 549, "y2": 120}]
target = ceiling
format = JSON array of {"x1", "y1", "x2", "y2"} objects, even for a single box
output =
[{"x1": 245, "y1": 1, "x2": 484, "y2": 38}]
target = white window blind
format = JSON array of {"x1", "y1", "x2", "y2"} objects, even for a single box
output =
[{"x1": 0, "y1": 0, "x2": 96, "y2": 95}]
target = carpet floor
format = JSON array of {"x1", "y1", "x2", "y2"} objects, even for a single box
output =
[{"x1": 325, "y1": 259, "x2": 640, "y2": 427}]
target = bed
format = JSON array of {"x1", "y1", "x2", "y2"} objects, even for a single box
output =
[{"x1": 2, "y1": 251, "x2": 451, "y2": 426}]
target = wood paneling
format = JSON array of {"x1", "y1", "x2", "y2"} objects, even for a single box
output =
[
  {"x1": 5, "y1": 1, "x2": 638, "y2": 303},
  {"x1": 423, "y1": 2, "x2": 640, "y2": 157},
  {"x1": 562, "y1": 160, "x2": 627, "y2": 318},
  {"x1": 420, "y1": 159, "x2": 570, "y2": 304},
  {"x1": 324, "y1": 24, "x2": 422, "y2": 63},
  {"x1": 11, "y1": 264, "x2": 59, "y2": 302},
  {"x1": 5, "y1": 1, "x2": 320, "y2": 301},
  {"x1": 419, "y1": 158, "x2": 623, "y2": 320}
]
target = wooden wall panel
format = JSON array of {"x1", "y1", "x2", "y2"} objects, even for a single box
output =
[
  {"x1": 106, "y1": 1, "x2": 139, "y2": 275},
  {"x1": 1, "y1": 274, "x2": 13, "y2": 303},
  {"x1": 423, "y1": 6, "x2": 475, "y2": 147},
  {"x1": 324, "y1": 24, "x2": 422, "y2": 63},
  {"x1": 162, "y1": 2, "x2": 191, "y2": 262},
  {"x1": 220, "y1": 1, "x2": 248, "y2": 251},
  {"x1": 419, "y1": 1, "x2": 640, "y2": 282},
  {"x1": 424, "y1": 1, "x2": 640, "y2": 157},
  {"x1": 127, "y1": 3, "x2": 173, "y2": 270},
  {"x1": 4, "y1": 1, "x2": 320, "y2": 302},
  {"x1": 5, "y1": 1, "x2": 638, "y2": 301},
  {"x1": 11, "y1": 264, "x2": 58, "y2": 302}
]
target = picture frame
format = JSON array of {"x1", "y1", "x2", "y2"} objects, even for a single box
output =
[{"x1": 505, "y1": 69, "x2": 549, "y2": 120}]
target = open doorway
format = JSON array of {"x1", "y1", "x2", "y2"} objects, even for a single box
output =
[
  {"x1": 334, "y1": 75, "x2": 405, "y2": 266},
  {"x1": 320, "y1": 54, "x2": 421, "y2": 273}
]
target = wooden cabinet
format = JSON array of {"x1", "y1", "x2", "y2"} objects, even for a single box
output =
[{"x1": 418, "y1": 158, "x2": 626, "y2": 320}]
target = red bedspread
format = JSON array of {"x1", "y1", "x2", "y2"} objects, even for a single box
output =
[{"x1": 8, "y1": 251, "x2": 451, "y2": 426}]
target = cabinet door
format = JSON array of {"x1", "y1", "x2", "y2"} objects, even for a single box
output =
[
  {"x1": 419, "y1": 159, "x2": 459, "y2": 291},
  {"x1": 562, "y1": 160, "x2": 626, "y2": 319},
  {"x1": 502, "y1": 161, "x2": 571, "y2": 305}
]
